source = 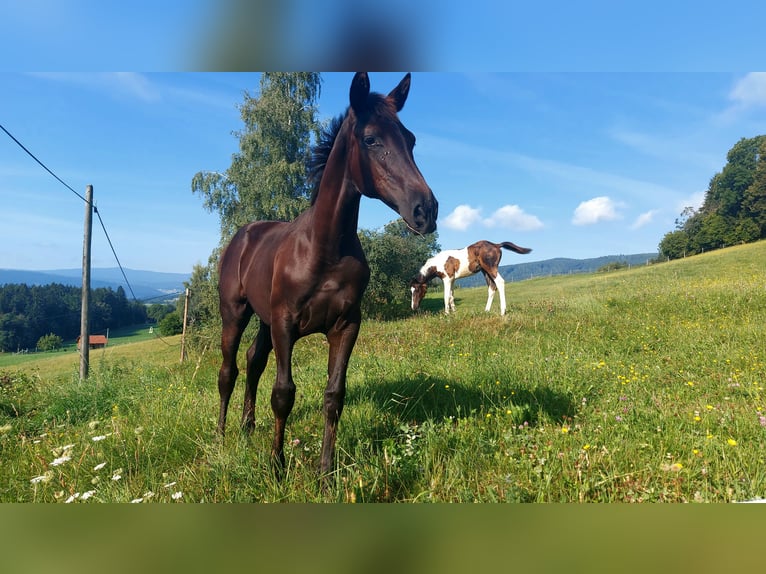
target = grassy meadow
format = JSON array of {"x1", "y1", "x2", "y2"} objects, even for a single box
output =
[{"x1": 1, "y1": 241, "x2": 765, "y2": 502}]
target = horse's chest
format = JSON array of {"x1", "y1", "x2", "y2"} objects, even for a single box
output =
[
  {"x1": 315, "y1": 260, "x2": 368, "y2": 302},
  {"x1": 295, "y1": 259, "x2": 369, "y2": 332}
]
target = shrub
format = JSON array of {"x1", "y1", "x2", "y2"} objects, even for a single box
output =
[{"x1": 36, "y1": 333, "x2": 63, "y2": 352}]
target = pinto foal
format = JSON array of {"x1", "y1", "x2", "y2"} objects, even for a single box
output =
[{"x1": 410, "y1": 240, "x2": 531, "y2": 315}]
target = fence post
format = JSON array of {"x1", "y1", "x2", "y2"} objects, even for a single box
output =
[
  {"x1": 180, "y1": 288, "x2": 190, "y2": 363},
  {"x1": 80, "y1": 185, "x2": 93, "y2": 381}
]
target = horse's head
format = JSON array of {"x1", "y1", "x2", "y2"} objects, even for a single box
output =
[
  {"x1": 347, "y1": 72, "x2": 438, "y2": 235},
  {"x1": 409, "y1": 274, "x2": 428, "y2": 311}
]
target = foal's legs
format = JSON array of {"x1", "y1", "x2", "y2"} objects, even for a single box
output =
[
  {"x1": 495, "y1": 274, "x2": 507, "y2": 315},
  {"x1": 321, "y1": 314, "x2": 361, "y2": 475},
  {"x1": 269, "y1": 317, "x2": 297, "y2": 475},
  {"x1": 484, "y1": 274, "x2": 497, "y2": 312},
  {"x1": 483, "y1": 271, "x2": 506, "y2": 315},
  {"x1": 241, "y1": 323, "x2": 272, "y2": 433},
  {"x1": 217, "y1": 302, "x2": 252, "y2": 435},
  {"x1": 443, "y1": 277, "x2": 455, "y2": 313}
]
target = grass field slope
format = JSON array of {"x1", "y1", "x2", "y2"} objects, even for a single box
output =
[{"x1": 1, "y1": 241, "x2": 764, "y2": 502}]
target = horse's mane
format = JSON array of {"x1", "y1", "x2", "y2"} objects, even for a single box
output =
[{"x1": 308, "y1": 113, "x2": 346, "y2": 205}]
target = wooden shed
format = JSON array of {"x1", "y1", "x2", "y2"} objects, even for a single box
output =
[{"x1": 76, "y1": 335, "x2": 108, "y2": 350}]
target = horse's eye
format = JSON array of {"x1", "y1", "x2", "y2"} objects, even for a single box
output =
[{"x1": 363, "y1": 135, "x2": 377, "y2": 147}]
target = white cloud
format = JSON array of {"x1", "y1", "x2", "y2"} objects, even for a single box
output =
[
  {"x1": 443, "y1": 204, "x2": 483, "y2": 230},
  {"x1": 443, "y1": 203, "x2": 544, "y2": 232},
  {"x1": 630, "y1": 210, "x2": 658, "y2": 230},
  {"x1": 572, "y1": 196, "x2": 623, "y2": 226},
  {"x1": 484, "y1": 204, "x2": 544, "y2": 231},
  {"x1": 729, "y1": 72, "x2": 766, "y2": 108}
]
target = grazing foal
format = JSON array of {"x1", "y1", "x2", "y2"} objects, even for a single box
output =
[
  {"x1": 216, "y1": 73, "x2": 438, "y2": 477},
  {"x1": 410, "y1": 240, "x2": 531, "y2": 315}
]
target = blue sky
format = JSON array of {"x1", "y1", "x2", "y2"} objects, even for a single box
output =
[{"x1": 2, "y1": 72, "x2": 766, "y2": 273}]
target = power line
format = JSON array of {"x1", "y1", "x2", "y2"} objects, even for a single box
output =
[
  {"x1": 93, "y1": 208, "x2": 137, "y2": 301},
  {"x1": 0, "y1": 123, "x2": 89, "y2": 204},
  {"x1": 1, "y1": 122, "x2": 139, "y2": 302}
]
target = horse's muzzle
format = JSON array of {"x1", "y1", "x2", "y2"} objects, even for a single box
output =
[{"x1": 411, "y1": 195, "x2": 438, "y2": 234}]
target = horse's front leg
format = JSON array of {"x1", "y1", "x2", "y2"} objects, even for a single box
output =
[
  {"x1": 269, "y1": 318, "x2": 297, "y2": 478},
  {"x1": 321, "y1": 315, "x2": 361, "y2": 476},
  {"x1": 443, "y1": 278, "x2": 454, "y2": 314}
]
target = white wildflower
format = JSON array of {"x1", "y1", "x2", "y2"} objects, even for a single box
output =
[
  {"x1": 93, "y1": 462, "x2": 107, "y2": 471},
  {"x1": 81, "y1": 490, "x2": 96, "y2": 500},
  {"x1": 163, "y1": 481, "x2": 177, "y2": 488},
  {"x1": 130, "y1": 497, "x2": 144, "y2": 503},
  {"x1": 171, "y1": 491, "x2": 183, "y2": 500},
  {"x1": 65, "y1": 493, "x2": 81, "y2": 503},
  {"x1": 51, "y1": 455, "x2": 71, "y2": 466},
  {"x1": 30, "y1": 471, "x2": 54, "y2": 484},
  {"x1": 91, "y1": 435, "x2": 108, "y2": 442}
]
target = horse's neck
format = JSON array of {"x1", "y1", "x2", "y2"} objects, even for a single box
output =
[
  {"x1": 419, "y1": 258, "x2": 440, "y2": 280},
  {"x1": 309, "y1": 137, "x2": 362, "y2": 253}
]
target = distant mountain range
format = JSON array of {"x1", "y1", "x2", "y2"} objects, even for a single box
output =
[
  {"x1": 456, "y1": 253, "x2": 658, "y2": 287},
  {"x1": 0, "y1": 267, "x2": 190, "y2": 302}
]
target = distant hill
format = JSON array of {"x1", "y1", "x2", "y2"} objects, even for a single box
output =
[
  {"x1": 455, "y1": 253, "x2": 658, "y2": 288},
  {"x1": 0, "y1": 267, "x2": 190, "y2": 302}
]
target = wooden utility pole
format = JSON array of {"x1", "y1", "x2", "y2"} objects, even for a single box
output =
[
  {"x1": 180, "y1": 288, "x2": 190, "y2": 363},
  {"x1": 80, "y1": 185, "x2": 93, "y2": 381}
]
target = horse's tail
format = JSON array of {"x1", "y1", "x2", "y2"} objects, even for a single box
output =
[{"x1": 500, "y1": 241, "x2": 532, "y2": 255}]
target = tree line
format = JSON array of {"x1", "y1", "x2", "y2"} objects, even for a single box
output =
[
  {"x1": 659, "y1": 135, "x2": 766, "y2": 259},
  {"x1": 0, "y1": 283, "x2": 147, "y2": 352}
]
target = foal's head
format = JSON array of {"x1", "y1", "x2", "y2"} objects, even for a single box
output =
[
  {"x1": 409, "y1": 274, "x2": 428, "y2": 311},
  {"x1": 346, "y1": 72, "x2": 438, "y2": 235}
]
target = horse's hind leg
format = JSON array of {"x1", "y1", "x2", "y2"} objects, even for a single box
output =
[
  {"x1": 495, "y1": 274, "x2": 507, "y2": 315},
  {"x1": 484, "y1": 277, "x2": 497, "y2": 312},
  {"x1": 483, "y1": 270, "x2": 506, "y2": 315},
  {"x1": 241, "y1": 322, "x2": 272, "y2": 434},
  {"x1": 217, "y1": 302, "x2": 251, "y2": 436}
]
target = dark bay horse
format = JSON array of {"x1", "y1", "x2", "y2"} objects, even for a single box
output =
[
  {"x1": 216, "y1": 73, "x2": 438, "y2": 477},
  {"x1": 410, "y1": 240, "x2": 530, "y2": 315}
]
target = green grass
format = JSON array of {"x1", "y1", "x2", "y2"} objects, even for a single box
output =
[
  {"x1": 2, "y1": 241, "x2": 765, "y2": 502},
  {"x1": 0, "y1": 323, "x2": 162, "y2": 370}
]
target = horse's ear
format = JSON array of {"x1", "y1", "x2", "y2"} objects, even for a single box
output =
[
  {"x1": 388, "y1": 73, "x2": 411, "y2": 112},
  {"x1": 350, "y1": 72, "x2": 370, "y2": 114}
]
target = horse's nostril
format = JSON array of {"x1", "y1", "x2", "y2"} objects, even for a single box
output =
[{"x1": 414, "y1": 204, "x2": 425, "y2": 220}]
